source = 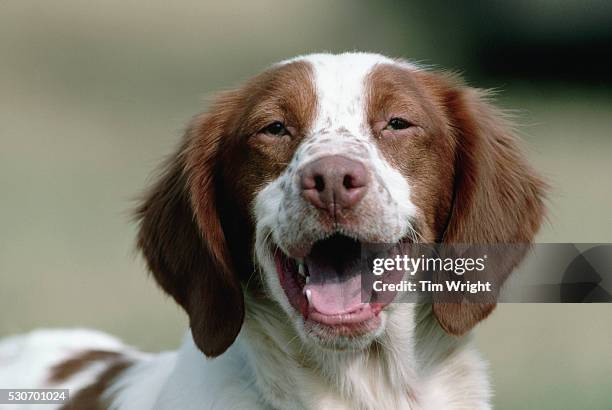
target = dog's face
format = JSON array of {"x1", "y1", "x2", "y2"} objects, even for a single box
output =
[
  {"x1": 250, "y1": 55, "x2": 453, "y2": 350},
  {"x1": 136, "y1": 53, "x2": 545, "y2": 357}
]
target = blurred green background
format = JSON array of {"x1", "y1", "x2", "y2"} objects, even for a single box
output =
[{"x1": 1, "y1": 1, "x2": 611, "y2": 409}]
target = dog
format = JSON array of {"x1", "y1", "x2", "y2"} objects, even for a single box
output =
[{"x1": 0, "y1": 52, "x2": 545, "y2": 409}]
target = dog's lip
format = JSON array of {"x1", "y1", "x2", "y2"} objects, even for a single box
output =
[
  {"x1": 306, "y1": 309, "x2": 383, "y2": 337},
  {"x1": 307, "y1": 302, "x2": 384, "y2": 326},
  {"x1": 274, "y1": 248, "x2": 308, "y2": 316}
]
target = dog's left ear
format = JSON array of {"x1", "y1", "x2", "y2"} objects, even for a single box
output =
[
  {"x1": 135, "y1": 93, "x2": 244, "y2": 357},
  {"x1": 424, "y1": 73, "x2": 547, "y2": 335}
]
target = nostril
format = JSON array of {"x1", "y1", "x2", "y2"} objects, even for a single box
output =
[
  {"x1": 343, "y1": 175, "x2": 354, "y2": 190},
  {"x1": 314, "y1": 175, "x2": 325, "y2": 192},
  {"x1": 343, "y1": 173, "x2": 366, "y2": 190}
]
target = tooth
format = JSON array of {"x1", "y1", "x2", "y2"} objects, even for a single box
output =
[
  {"x1": 305, "y1": 289, "x2": 312, "y2": 304},
  {"x1": 298, "y1": 262, "x2": 305, "y2": 276},
  {"x1": 305, "y1": 275, "x2": 310, "y2": 284}
]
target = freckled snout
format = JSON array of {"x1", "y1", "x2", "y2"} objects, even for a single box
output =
[{"x1": 300, "y1": 155, "x2": 369, "y2": 219}]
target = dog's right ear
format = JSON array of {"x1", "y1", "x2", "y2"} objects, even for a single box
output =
[
  {"x1": 420, "y1": 72, "x2": 547, "y2": 336},
  {"x1": 135, "y1": 95, "x2": 244, "y2": 357}
]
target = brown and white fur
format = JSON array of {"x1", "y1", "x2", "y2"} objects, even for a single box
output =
[{"x1": 0, "y1": 52, "x2": 545, "y2": 409}]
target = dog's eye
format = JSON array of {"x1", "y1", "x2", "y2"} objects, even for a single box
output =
[
  {"x1": 386, "y1": 117, "x2": 412, "y2": 131},
  {"x1": 261, "y1": 121, "x2": 289, "y2": 137}
]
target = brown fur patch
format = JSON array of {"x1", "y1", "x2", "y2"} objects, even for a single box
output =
[
  {"x1": 59, "y1": 360, "x2": 130, "y2": 410},
  {"x1": 366, "y1": 64, "x2": 456, "y2": 241},
  {"x1": 48, "y1": 350, "x2": 122, "y2": 384}
]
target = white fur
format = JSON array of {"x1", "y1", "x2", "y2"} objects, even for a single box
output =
[
  {"x1": 105, "y1": 303, "x2": 489, "y2": 409},
  {"x1": 0, "y1": 53, "x2": 492, "y2": 409}
]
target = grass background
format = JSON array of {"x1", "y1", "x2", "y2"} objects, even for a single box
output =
[{"x1": 1, "y1": 1, "x2": 611, "y2": 408}]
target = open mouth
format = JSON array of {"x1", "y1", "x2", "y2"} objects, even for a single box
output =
[{"x1": 274, "y1": 234, "x2": 403, "y2": 335}]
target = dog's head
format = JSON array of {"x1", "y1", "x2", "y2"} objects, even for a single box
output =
[{"x1": 136, "y1": 53, "x2": 546, "y2": 357}]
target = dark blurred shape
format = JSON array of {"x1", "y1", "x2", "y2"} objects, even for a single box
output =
[
  {"x1": 398, "y1": 0, "x2": 612, "y2": 85},
  {"x1": 561, "y1": 245, "x2": 612, "y2": 302}
]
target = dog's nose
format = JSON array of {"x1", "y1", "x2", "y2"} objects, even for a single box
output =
[{"x1": 300, "y1": 155, "x2": 369, "y2": 218}]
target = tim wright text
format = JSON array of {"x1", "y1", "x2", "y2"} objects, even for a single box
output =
[{"x1": 372, "y1": 280, "x2": 492, "y2": 294}]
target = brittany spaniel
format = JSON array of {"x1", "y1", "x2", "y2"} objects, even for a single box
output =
[{"x1": 0, "y1": 52, "x2": 545, "y2": 409}]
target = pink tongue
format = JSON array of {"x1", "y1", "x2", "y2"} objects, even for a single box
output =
[{"x1": 303, "y1": 262, "x2": 363, "y2": 315}]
